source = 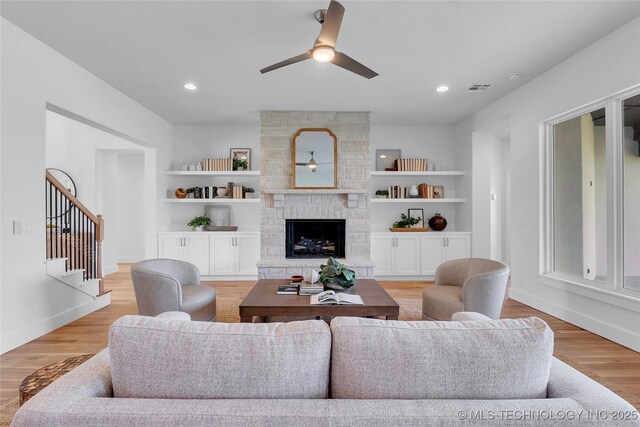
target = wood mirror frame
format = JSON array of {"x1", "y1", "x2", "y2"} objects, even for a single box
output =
[{"x1": 292, "y1": 128, "x2": 338, "y2": 189}]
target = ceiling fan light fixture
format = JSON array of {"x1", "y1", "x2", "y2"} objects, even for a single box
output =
[
  {"x1": 307, "y1": 151, "x2": 318, "y2": 171},
  {"x1": 312, "y1": 46, "x2": 335, "y2": 62}
]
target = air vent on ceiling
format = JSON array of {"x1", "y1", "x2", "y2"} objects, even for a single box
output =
[{"x1": 468, "y1": 84, "x2": 493, "y2": 92}]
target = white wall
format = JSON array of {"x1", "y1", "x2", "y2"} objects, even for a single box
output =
[
  {"x1": 369, "y1": 125, "x2": 463, "y2": 231},
  {"x1": 454, "y1": 16, "x2": 640, "y2": 350},
  {"x1": 116, "y1": 152, "x2": 145, "y2": 263},
  {"x1": 0, "y1": 19, "x2": 173, "y2": 353}
]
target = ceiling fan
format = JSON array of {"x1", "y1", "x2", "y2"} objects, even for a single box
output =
[
  {"x1": 295, "y1": 151, "x2": 332, "y2": 172},
  {"x1": 260, "y1": 0, "x2": 378, "y2": 79}
]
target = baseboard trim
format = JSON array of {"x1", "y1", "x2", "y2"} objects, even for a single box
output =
[
  {"x1": 0, "y1": 294, "x2": 110, "y2": 354},
  {"x1": 117, "y1": 257, "x2": 143, "y2": 264},
  {"x1": 509, "y1": 288, "x2": 640, "y2": 352},
  {"x1": 103, "y1": 265, "x2": 119, "y2": 276}
]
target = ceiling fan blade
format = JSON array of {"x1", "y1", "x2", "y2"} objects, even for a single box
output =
[
  {"x1": 260, "y1": 51, "x2": 312, "y2": 74},
  {"x1": 331, "y1": 51, "x2": 378, "y2": 79},
  {"x1": 314, "y1": 0, "x2": 345, "y2": 48}
]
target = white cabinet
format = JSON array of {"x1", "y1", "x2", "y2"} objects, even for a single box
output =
[
  {"x1": 158, "y1": 232, "x2": 260, "y2": 278},
  {"x1": 210, "y1": 233, "x2": 260, "y2": 276},
  {"x1": 371, "y1": 233, "x2": 421, "y2": 276},
  {"x1": 421, "y1": 233, "x2": 471, "y2": 275},
  {"x1": 158, "y1": 234, "x2": 210, "y2": 274}
]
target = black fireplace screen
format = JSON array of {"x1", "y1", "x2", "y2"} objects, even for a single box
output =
[{"x1": 285, "y1": 219, "x2": 346, "y2": 259}]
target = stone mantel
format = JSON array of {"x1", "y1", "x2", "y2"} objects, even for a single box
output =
[{"x1": 262, "y1": 189, "x2": 368, "y2": 195}]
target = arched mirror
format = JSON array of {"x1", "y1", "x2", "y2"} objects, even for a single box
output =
[{"x1": 293, "y1": 128, "x2": 337, "y2": 189}]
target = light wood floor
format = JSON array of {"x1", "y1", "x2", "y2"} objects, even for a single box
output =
[{"x1": 1, "y1": 264, "x2": 639, "y2": 406}]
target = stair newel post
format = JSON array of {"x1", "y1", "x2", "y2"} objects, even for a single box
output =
[{"x1": 96, "y1": 214, "x2": 104, "y2": 294}]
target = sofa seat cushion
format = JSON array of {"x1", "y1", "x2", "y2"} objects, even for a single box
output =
[
  {"x1": 422, "y1": 285, "x2": 463, "y2": 320},
  {"x1": 109, "y1": 316, "x2": 331, "y2": 399},
  {"x1": 330, "y1": 316, "x2": 554, "y2": 400}
]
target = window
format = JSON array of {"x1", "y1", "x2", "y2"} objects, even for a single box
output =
[
  {"x1": 623, "y1": 94, "x2": 640, "y2": 292},
  {"x1": 544, "y1": 86, "x2": 640, "y2": 297},
  {"x1": 552, "y1": 108, "x2": 607, "y2": 283}
]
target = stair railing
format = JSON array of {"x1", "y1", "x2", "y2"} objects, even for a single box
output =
[{"x1": 45, "y1": 171, "x2": 105, "y2": 294}]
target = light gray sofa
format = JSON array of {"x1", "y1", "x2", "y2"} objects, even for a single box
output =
[
  {"x1": 12, "y1": 312, "x2": 639, "y2": 426},
  {"x1": 423, "y1": 258, "x2": 510, "y2": 320}
]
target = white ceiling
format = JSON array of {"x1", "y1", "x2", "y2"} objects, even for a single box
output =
[{"x1": 3, "y1": 1, "x2": 640, "y2": 126}]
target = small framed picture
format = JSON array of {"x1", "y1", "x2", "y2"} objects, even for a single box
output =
[
  {"x1": 230, "y1": 148, "x2": 251, "y2": 171},
  {"x1": 433, "y1": 185, "x2": 444, "y2": 199},
  {"x1": 408, "y1": 208, "x2": 424, "y2": 228},
  {"x1": 376, "y1": 149, "x2": 401, "y2": 171}
]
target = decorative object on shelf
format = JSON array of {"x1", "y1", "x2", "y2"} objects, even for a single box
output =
[
  {"x1": 175, "y1": 188, "x2": 187, "y2": 199},
  {"x1": 230, "y1": 148, "x2": 251, "y2": 171},
  {"x1": 187, "y1": 215, "x2": 210, "y2": 231},
  {"x1": 206, "y1": 205, "x2": 230, "y2": 226},
  {"x1": 408, "y1": 208, "x2": 424, "y2": 228},
  {"x1": 293, "y1": 128, "x2": 337, "y2": 189},
  {"x1": 201, "y1": 158, "x2": 232, "y2": 171},
  {"x1": 408, "y1": 184, "x2": 419, "y2": 197},
  {"x1": 397, "y1": 158, "x2": 428, "y2": 171},
  {"x1": 217, "y1": 187, "x2": 228, "y2": 197},
  {"x1": 319, "y1": 257, "x2": 356, "y2": 290},
  {"x1": 428, "y1": 212, "x2": 448, "y2": 231},
  {"x1": 433, "y1": 185, "x2": 444, "y2": 199},
  {"x1": 390, "y1": 213, "x2": 426, "y2": 232},
  {"x1": 375, "y1": 189, "x2": 389, "y2": 198},
  {"x1": 376, "y1": 149, "x2": 401, "y2": 171},
  {"x1": 243, "y1": 187, "x2": 255, "y2": 198},
  {"x1": 205, "y1": 225, "x2": 238, "y2": 231},
  {"x1": 186, "y1": 187, "x2": 197, "y2": 198}
]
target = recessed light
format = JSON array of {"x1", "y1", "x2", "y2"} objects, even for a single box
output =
[
  {"x1": 507, "y1": 73, "x2": 520, "y2": 81},
  {"x1": 184, "y1": 83, "x2": 197, "y2": 90},
  {"x1": 436, "y1": 85, "x2": 449, "y2": 93}
]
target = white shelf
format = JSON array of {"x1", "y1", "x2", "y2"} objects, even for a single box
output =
[
  {"x1": 162, "y1": 171, "x2": 260, "y2": 176},
  {"x1": 370, "y1": 171, "x2": 465, "y2": 176},
  {"x1": 370, "y1": 198, "x2": 465, "y2": 203},
  {"x1": 162, "y1": 198, "x2": 259, "y2": 203}
]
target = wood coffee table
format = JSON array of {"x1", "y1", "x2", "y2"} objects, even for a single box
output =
[{"x1": 239, "y1": 279, "x2": 399, "y2": 322}]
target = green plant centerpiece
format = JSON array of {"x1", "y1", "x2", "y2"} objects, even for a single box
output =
[
  {"x1": 319, "y1": 257, "x2": 356, "y2": 290},
  {"x1": 187, "y1": 215, "x2": 210, "y2": 231},
  {"x1": 392, "y1": 213, "x2": 421, "y2": 228},
  {"x1": 233, "y1": 158, "x2": 248, "y2": 171}
]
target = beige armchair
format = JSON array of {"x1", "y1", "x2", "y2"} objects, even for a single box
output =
[
  {"x1": 131, "y1": 259, "x2": 216, "y2": 321},
  {"x1": 422, "y1": 258, "x2": 510, "y2": 321}
]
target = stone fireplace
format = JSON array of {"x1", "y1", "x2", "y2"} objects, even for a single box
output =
[
  {"x1": 286, "y1": 219, "x2": 346, "y2": 259},
  {"x1": 257, "y1": 111, "x2": 374, "y2": 279}
]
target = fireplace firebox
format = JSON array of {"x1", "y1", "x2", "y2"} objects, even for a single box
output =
[{"x1": 285, "y1": 219, "x2": 346, "y2": 259}]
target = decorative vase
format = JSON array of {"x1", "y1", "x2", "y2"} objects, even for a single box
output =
[
  {"x1": 408, "y1": 185, "x2": 419, "y2": 197},
  {"x1": 428, "y1": 212, "x2": 448, "y2": 231},
  {"x1": 195, "y1": 225, "x2": 204, "y2": 232},
  {"x1": 217, "y1": 187, "x2": 227, "y2": 197}
]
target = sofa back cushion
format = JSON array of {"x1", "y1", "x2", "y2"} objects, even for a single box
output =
[
  {"x1": 109, "y1": 316, "x2": 331, "y2": 399},
  {"x1": 330, "y1": 316, "x2": 553, "y2": 399}
]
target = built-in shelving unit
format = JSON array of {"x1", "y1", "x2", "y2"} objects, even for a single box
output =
[
  {"x1": 370, "y1": 171, "x2": 465, "y2": 176},
  {"x1": 371, "y1": 198, "x2": 465, "y2": 203},
  {"x1": 162, "y1": 198, "x2": 259, "y2": 203},
  {"x1": 161, "y1": 170, "x2": 260, "y2": 176}
]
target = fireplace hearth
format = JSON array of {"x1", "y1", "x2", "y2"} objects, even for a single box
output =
[{"x1": 286, "y1": 219, "x2": 346, "y2": 259}]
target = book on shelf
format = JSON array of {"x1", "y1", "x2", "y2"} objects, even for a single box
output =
[
  {"x1": 310, "y1": 290, "x2": 364, "y2": 305},
  {"x1": 397, "y1": 158, "x2": 428, "y2": 172},
  {"x1": 201, "y1": 158, "x2": 232, "y2": 171},
  {"x1": 276, "y1": 284, "x2": 299, "y2": 295}
]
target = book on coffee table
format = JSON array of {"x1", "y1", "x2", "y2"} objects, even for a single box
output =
[
  {"x1": 276, "y1": 284, "x2": 299, "y2": 295},
  {"x1": 299, "y1": 282, "x2": 324, "y2": 295},
  {"x1": 310, "y1": 290, "x2": 364, "y2": 305}
]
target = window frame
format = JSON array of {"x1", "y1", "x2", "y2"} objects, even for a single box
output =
[{"x1": 540, "y1": 84, "x2": 640, "y2": 308}]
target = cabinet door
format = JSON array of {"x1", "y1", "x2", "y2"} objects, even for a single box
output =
[
  {"x1": 394, "y1": 235, "x2": 421, "y2": 275},
  {"x1": 444, "y1": 235, "x2": 470, "y2": 262},
  {"x1": 158, "y1": 236, "x2": 184, "y2": 261},
  {"x1": 421, "y1": 235, "x2": 445, "y2": 275},
  {"x1": 371, "y1": 234, "x2": 395, "y2": 276},
  {"x1": 210, "y1": 235, "x2": 236, "y2": 275},
  {"x1": 183, "y1": 235, "x2": 210, "y2": 275},
  {"x1": 235, "y1": 234, "x2": 260, "y2": 275}
]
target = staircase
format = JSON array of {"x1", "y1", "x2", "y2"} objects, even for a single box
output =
[{"x1": 45, "y1": 171, "x2": 110, "y2": 298}]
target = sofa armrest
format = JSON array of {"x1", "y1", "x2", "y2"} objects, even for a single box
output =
[
  {"x1": 451, "y1": 311, "x2": 491, "y2": 321},
  {"x1": 12, "y1": 349, "x2": 113, "y2": 427},
  {"x1": 156, "y1": 311, "x2": 191, "y2": 321},
  {"x1": 548, "y1": 357, "x2": 639, "y2": 421}
]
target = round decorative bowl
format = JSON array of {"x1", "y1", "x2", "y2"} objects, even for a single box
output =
[{"x1": 290, "y1": 275, "x2": 304, "y2": 283}]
